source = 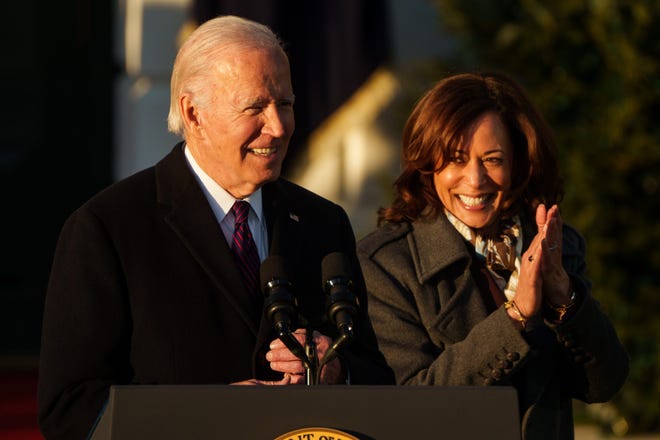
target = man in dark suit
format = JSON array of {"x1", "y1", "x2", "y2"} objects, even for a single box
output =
[{"x1": 38, "y1": 15, "x2": 393, "y2": 440}]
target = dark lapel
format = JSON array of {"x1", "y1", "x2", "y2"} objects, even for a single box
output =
[
  {"x1": 155, "y1": 143, "x2": 261, "y2": 335},
  {"x1": 261, "y1": 180, "x2": 303, "y2": 259},
  {"x1": 410, "y1": 213, "x2": 491, "y2": 342}
]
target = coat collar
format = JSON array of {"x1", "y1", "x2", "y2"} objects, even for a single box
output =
[
  {"x1": 409, "y1": 210, "x2": 537, "y2": 285},
  {"x1": 408, "y1": 212, "x2": 473, "y2": 284}
]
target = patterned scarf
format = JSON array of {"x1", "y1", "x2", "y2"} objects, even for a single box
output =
[{"x1": 445, "y1": 210, "x2": 522, "y2": 300}]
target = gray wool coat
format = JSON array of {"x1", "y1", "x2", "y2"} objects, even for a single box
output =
[{"x1": 357, "y1": 212, "x2": 629, "y2": 440}]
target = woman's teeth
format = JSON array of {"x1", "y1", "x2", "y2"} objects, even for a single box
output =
[{"x1": 458, "y1": 194, "x2": 489, "y2": 207}]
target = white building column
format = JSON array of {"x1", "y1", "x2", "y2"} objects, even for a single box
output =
[{"x1": 113, "y1": 0, "x2": 192, "y2": 180}]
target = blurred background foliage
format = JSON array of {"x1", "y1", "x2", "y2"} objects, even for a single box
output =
[{"x1": 398, "y1": 0, "x2": 660, "y2": 435}]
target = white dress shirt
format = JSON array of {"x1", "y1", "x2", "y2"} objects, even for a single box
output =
[{"x1": 184, "y1": 145, "x2": 268, "y2": 261}]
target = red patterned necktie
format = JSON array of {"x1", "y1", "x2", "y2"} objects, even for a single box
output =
[{"x1": 230, "y1": 201, "x2": 261, "y2": 299}]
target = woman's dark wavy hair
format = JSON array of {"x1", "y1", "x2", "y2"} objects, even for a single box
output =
[{"x1": 378, "y1": 71, "x2": 564, "y2": 226}]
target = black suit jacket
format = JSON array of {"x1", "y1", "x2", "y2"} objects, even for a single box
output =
[{"x1": 38, "y1": 143, "x2": 393, "y2": 440}]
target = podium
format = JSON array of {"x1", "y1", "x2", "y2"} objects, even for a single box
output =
[{"x1": 89, "y1": 385, "x2": 520, "y2": 439}]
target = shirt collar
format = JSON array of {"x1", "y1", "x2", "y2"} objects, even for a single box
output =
[{"x1": 183, "y1": 144, "x2": 264, "y2": 223}]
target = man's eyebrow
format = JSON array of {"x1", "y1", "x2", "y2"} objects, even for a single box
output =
[
  {"x1": 243, "y1": 97, "x2": 268, "y2": 106},
  {"x1": 242, "y1": 94, "x2": 295, "y2": 107}
]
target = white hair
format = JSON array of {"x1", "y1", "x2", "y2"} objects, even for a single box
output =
[{"x1": 167, "y1": 15, "x2": 286, "y2": 137}]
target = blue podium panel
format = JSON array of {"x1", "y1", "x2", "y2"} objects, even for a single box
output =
[{"x1": 90, "y1": 384, "x2": 520, "y2": 440}]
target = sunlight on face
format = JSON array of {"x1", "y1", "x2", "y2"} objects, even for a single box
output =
[
  {"x1": 191, "y1": 46, "x2": 295, "y2": 199},
  {"x1": 433, "y1": 112, "x2": 513, "y2": 230}
]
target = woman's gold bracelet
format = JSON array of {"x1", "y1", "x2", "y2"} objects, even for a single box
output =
[
  {"x1": 504, "y1": 300, "x2": 527, "y2": 329},
  {"x1": 544, "y1": 291, "x2": 576, "y2": 321}
]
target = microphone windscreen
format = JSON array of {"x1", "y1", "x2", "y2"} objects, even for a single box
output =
[
  {"x1": 321, "y1": 252, "x2": 351, "y2": 281},
  {"x1": 260, "y1": 255, "x2": 290, "y2": 287}
]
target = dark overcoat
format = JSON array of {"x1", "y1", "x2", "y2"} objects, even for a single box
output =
[{"x1": 38, "y1": 143, "x2": 393, "y2": 440}]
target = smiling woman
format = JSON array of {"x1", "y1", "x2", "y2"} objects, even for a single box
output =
[
  {"x1": 432, "y1": 111, "x2": 513, "y2": 231},
  {"x1": 357, "y1": 71, "x2": 629, "y2": 440}
]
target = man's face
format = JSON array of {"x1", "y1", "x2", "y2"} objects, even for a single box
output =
[{"x1": 190, "y1": 46, "x2": 295, "y2": 199}]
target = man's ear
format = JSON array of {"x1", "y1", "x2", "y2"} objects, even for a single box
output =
[{"x1": 180, "y1": 94, "x2": 202, "y2": 134}]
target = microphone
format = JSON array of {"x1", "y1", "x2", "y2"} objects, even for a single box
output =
[
  {"x1": 322, "y1": 252, "x2": 359, "y2": 340},
  {"x1": 260, "y1": 255, "x2": 297, "y2": 336},
  {"x1": 260, "y1": 255, "x2": 313, "y2": 381}
]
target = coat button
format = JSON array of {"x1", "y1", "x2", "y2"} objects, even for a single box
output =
[{"x1": 491, "y1": 368, "x2": 504, "y2": 379}]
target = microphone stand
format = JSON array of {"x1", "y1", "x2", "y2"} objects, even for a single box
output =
[
  {"x1": 314, "y1": 326, "x2": 353, "y2": 384},
  {"x1": 274, "y1": 317, "x2": 352, "y2": 385},
  {"x1": 303, "y1": 324, "x2": 318, "y2": 385},
  {"x1": 271, "y1": 318, "x2": 318, "y2": 385}
]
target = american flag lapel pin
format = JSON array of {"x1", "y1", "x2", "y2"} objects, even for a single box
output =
[{"x1": 289, "y1": 212, "x2": 299, "y2": 222}]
